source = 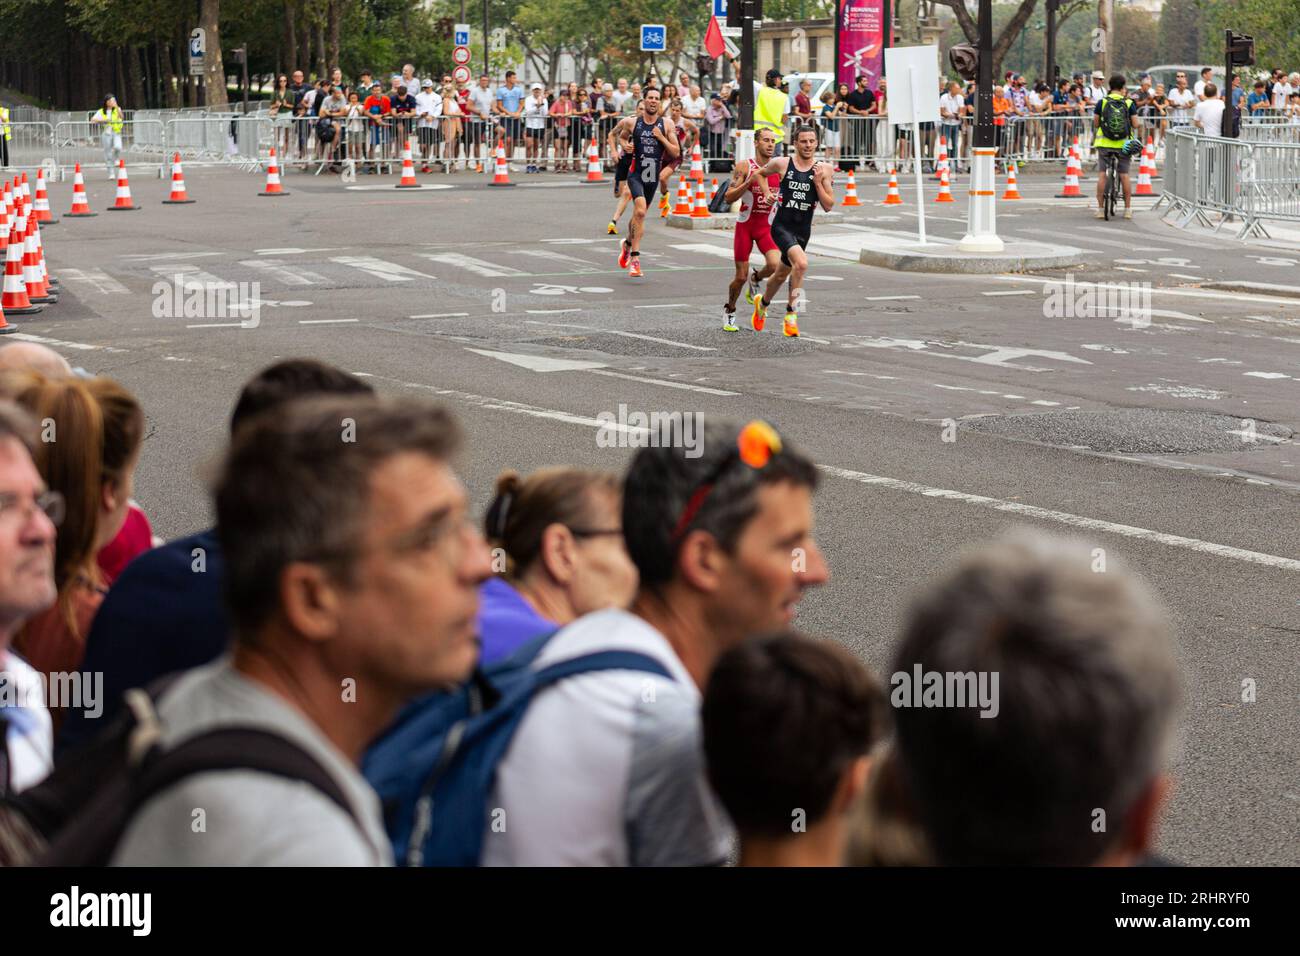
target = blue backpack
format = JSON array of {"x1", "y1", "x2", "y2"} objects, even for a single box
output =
[{"x1": 362, "y1": 631, "x2": 673, "y2": 866}]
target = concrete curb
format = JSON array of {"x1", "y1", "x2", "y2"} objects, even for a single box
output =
[
  {"x1": 1201, "y1": 281, "x2": 1300, "y2": 299},
  {"x1": 857, "y1": 241, "x2": 1089, "y2": 274}
]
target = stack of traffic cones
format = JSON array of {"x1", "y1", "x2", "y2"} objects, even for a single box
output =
[
  {"x1": 689, "y1": 143, "x2": 704, "y2": 182},
  {"x1": 583, "y1": 139, "x2": 605, "y2": 183},
  {"x1": 690, "y1": 180, "x2": 711, "y2": 218},
  {"x1": 933, "y1": 136, "x2": 949, "y2": 180},
  {"x1": 163, "y1": 153, "x2": 195, "y2": 204},
  {"x1": 107, "y1": 161, "x2": 138, "y2": 210},
  {"x1": 27, "y1": 188, "x2": 57, "y2": 294},
  {"x1": 841, "y1": 169, "x2": 861, "y2": 206},
  {"x1": 672, "y1": 176, "x2": 692, "y2": 215},
  {"x1": 934, "y1": 167, "x2": 954, "y2": 202},
  {"x1": 1, "y1": 189, "x2": 41, "y2": 315},
  {"x1": 1056, "y1": 143, "x2": 1082, "y2": 198},
  {"x1": 259, "y1": 148, "x2": 290, "y2": 196},
  {"x1": 397, "y1": 139, "x2": 419, "y2": 187},
  {"x1": 18, "y1": 189, "x2": 54, "y2": 303},
  {"x1": 0, "y1": 204, "x2": 17, "y2": 332},
  {"x1": 66, "y1": 164, "x2": 96, "y2": 217},
  {"x1": 1002, "y1": 162, "x2": 1022, "y2": 199},
  {"x1": 32, "y1": 170, "x2": 57, "y2": 225},
  {"x1": 882, "y1": 167, "x2": 903, "y2": 205},
  {"x1": 488, "y1": 138, "x2": 514, "y2": 187}
]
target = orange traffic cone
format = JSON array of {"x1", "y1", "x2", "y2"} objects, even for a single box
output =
[
  {"x1": 689, "y1": 142, "x2": 704, "y2": 182},
  {"x1": 583, "y1": 139, "x2": 606, "y2": 183},
  {"x1": 1001, "y1": 162, "x2": 1022, "y2": 199},
  {"x1": 0, "y1": 206, "x2": 14, "y2": 333},
  {"x1": 672, "y1": 176, "x2": 692, "y2": 215},
  {"x1": 690, "y1": 180, "x2": 711, "y2": 218},
  {"x1": 107, "y1": 161, "x2": 138, "y2": 210},
  {"x1": 841, "y1": 169, "x2": 862, "y2": 206},
  {"x1": 934, "y1": 167, "x2": 954, "y2": 203},
  {"x1": 1056, "y1": 144, "x2": 1082, "y2": 198},
  {"x1": 1145, "y1": 134, "x2": 1160, "y2": 179},
  {"x1": 32, "y1": 170, "x2": 57, "y2": 225},
  {"x1": 487, "y1": 137, "x2": 514, "y2": 187},
  {"x1": 933, "y1": 135, "x2": 948, "y2": 180},
  {"x1": 1, "y1": 198, "x2": 40, "y2": 315},
  {"x1": 259, "y1": 148, "x2": 289, "y2": 196},
  {"x1": 19, "y1": 195, "x2": 52, "y2": 303},
  {"x1": 163, "y1": 153, "x2": 195, "y2": 203},
  {"x1": 66, "y1": 164, "x2": 96, "y2": 217},
  {"x1": 882, "y1": 166, "x2": 903, "y2": 205},
  {"x1": 397, "y1": 139, "x2": 419, "y2": 187},
  {"x1": 29, "y1": 197, "x2": 57, "y2": 295},
  {"x1": 1135, "y1": 143, "x2": 1156, "y2": 196},
  {"x1": 708, "y1": 178, "x2": 719, "y2": 203}
]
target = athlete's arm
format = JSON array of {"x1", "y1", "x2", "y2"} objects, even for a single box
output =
[
  {"x1": 813, "y1": 163, "x2": 836, "y2": 211},
  {"x1": 654, "y1": 119, "x2": 681, "y2": 159},
  {"x1": 723, "y1": 163, "x2": 753, "y2": 202},
  {"x1": 755, "y1": 156, "x2": 788, "y2": 180}
]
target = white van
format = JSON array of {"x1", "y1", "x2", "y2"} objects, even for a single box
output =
[{"x1": 781, "y1": 71, "x2": 837, "y2": 115}]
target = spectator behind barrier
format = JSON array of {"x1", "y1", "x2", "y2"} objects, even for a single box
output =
[
  {"x1": 57, "y1": 359, "x2": 375, "y2": 755},
  {"x1": 891, "y1": 532, "x2": 1182, "y2": 866},
  {"x1": 111, "y1": 395, "x2": 492, "y2": 864},
  {"x1": 3, "y1": 374, "x2": 143, "y2": 725},
  {"x1": 702, "y1": 631, "x2": 885, "y2": 866},
  {"x1": 477, "y1": 467, "x2": 636, "y2": 665},
  {"x1": 481, "y1": 419, "x2": 829, "y2": 866},
  {"x1": 0, "y1": 401, "x2": 60, "y2": 794}
]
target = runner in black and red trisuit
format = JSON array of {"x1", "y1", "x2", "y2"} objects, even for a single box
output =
[
  {"x1": 609, "y1": 87, "x2": 679, "y2": 278},
  {"x1": 751, "y1": 124, "x2": 835, "y2": 338}
]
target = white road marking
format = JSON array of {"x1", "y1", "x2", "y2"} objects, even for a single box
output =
[
  {"x1": 410, "y1": 312, "x2": 469, "y2": 318},
  {"x1": 525, "y1": 308, "x2": 582, "y2": 314},
  {"x1": 1169, "y1": 273, "x2": 1203, "y2": 280},
  {"x1": 343, "y1": 183, "x2": 454, "y2": 191},
  {"x1": 668, "y1": 242, "x2": 742, "y2": 261},
  {"x1": 981, "y1": 290, "x2": 1036, "y2": 296},
  {"x1": 514, "y1": 249, "x2": 601, "y2": 273},
  {"x1": 866, "y1": 294, "x2": 921, "y2": 301},
  {"x1": 149, "y1": 265, "x2": 236, "y2": 289},
  {"x1": 418, "y1": 252, "x2": 530, "y2": 277},
  {"x1": 11, "y1": 332, "x2": 127, "y2": 353},
  {"x1": 633, "y1": 303, "x2": 689, "y2": 309},
  {"x1": 525, "y1": 320, "x2": 717, "y2": 351},
  {"x1": 820, "y1": 464, "x2": 1300, "y2": 572},
  {"x1": 185, "y1": 322, "x2": 244, "y2": 329},
  {"x1": 465, "y1": 348, "x2": 606, "y2": 373},
  {"x1": 1115, "y1": 266, "x2": 1148, "y2": 273},
  {"x1": 588, "y1": 369, "x2": 739, "y2": 396},
  {"x1": 330, "y1": 256, "x2": 436, "y2": 282},
  {"x1": 805, "y1": 275, "x2": 844, "y2": 281},
  {"x1": 239, "y1": 259, "x2": 327, "y2": 286},
  {"x1": 121, "y1": 251, "x2": 223, "y2": 261},
  {"x1": 1243, "y1": 371, "x2": 1291, "y2": 380},
  {"x1": 57, "y1": 268, "x2": 128, "y2": 294},
  {"x1": 1226, "y1": 429, "x2": 1288, "y2": 443},
  {"x1": 299, "y1": 318, "x2": 358, "y2": 324},
  {"x1": 1030, "y1": 399, "x2": 1062, "y2": 406},
  {"x1": 256, "y1": 247, "x2": 348, "y2": 255},
  {"x1": 990, "y1": 274, "x2": 1300, "y2": 307},
  {"x1": 540, "y1": 238, "x2": 599, "y2": 244}
]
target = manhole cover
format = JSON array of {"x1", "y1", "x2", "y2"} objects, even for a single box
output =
[{"x1": 959, "y1": 409, "x2": 1292, "y2": 454}]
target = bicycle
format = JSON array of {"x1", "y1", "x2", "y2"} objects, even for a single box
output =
[{"x1": 1100, "y1": 139, "x2": 1144, "y2": 221}]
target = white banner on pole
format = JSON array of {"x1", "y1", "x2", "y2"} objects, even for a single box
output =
[{"x1": 884, "y1": 45, "x2": 941, "y2": 245}]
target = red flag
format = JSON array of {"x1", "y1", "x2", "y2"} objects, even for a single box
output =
[{"x1": 704, "y1": 16, "x2": 726, "y2": 59}]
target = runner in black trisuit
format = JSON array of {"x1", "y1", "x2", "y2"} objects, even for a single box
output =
[
  {"x1": 606, "y1": 101, "x2": 640, "y2": 234},
  {"x1": 609, "y1": 88, "x2": 679, "y2": 278},
  {"x1": 751, "y1": 125, "x2": 835, "y2": 338}
]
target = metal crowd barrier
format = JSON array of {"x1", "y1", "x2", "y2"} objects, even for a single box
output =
[
  {"x1": 0, "y1": 121, "x2": 55, "y2": 173},
  {"x1": 53, "y1": 119, "x2": 168, "y2": 178},
  {"x1": 1158, "y1": 128, "x2": 1300, "y2": 238}
]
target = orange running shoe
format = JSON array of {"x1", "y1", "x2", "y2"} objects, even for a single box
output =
[
  {"x1": 783, "y1": 312, "x2": 800, "y2": 338},
  {"x1": 751, "y1": 296, "x2": 767, "y2": 332},
  {"x1": 618, "y1": 239, "x2": 631, "y2": 269},
  {"x1": 628, "y1": 257, "x2": 643, "y2": 278}
]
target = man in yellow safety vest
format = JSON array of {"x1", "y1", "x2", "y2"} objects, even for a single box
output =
[
  {"x1": 0, "y1": 106, "x2": 10, "y2": 168},
  {"x1": 755, "y1": 68, "x2": 790, "y2": 153}
]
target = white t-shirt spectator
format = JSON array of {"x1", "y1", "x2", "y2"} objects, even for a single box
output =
[
  {"x1": 684, "y1": 95, "x2": 707, "y2": 119},
  {"x1": 1167, "y1": 87, "x2": 1196, "y2": 123},
  {"x1": 1087, "y1": 83, "x2": 1106, "y2": 105},
  {"x1": 610, "y1": 89, "x2": 632, "y2": 112},
  {"x1": 939, "y1": 91, "x2": 964, "y2": 125},
  {"x1": 481, "y1": 608, "x2": 734, "y2": 866},
  {"x1": 469, "y1": 85, "x2": 495, "y2": 118},
  {"x1": 1194, "y1": 97, "x2": 1225, "y2": 137},
  {"x1": 524, "y1": 94, "x2": 549, "y2": 130},
  {"x1": 1272, "y1": 82, "x2": 1294, "y2": 110},
  {"x1": 415, "y1": 91, "x2": 441, "y2": 126},
  {"x1": 1194, "y1": 79, "x2": 1208, "y2": 100}
]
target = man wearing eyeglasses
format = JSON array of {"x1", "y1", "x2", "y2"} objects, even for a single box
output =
[
  {"x1": 0, "y1": 400, "x2": 60, "y2": 796},
  {"x1": 482, "y1": 419, "x2": 830, "y2": 866}
]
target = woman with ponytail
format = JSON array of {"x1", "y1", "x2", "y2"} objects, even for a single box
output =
[{"x1": 478, "y1": 467, "x2": 637, "y2": 665}]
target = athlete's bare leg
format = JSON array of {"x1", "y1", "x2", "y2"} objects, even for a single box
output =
[
  {"x1": 727, "y1": 260, "x2": 748, "y2": 310},
  {"x1": 783, "y1": 245, "x2": 810, "y2": 313},
  {"x1": 754, "y1": 248, "x2": 781, "y2": 284},
  {"x1": 628, "y1": 197, "x2": 648, "y2": 253},
  {"x1": 611, "y1": 182, "x2": 631, "y2": 224},
  {"x1": 762, "y1": 263, "x2": 792, "y2": 308}
]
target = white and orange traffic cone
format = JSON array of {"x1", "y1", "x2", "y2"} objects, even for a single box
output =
[
  {"x1": 1135, "y1": 145, "x2": 1156, "y2": 196},
  {"x1": 1145, "y1": 134, "x2": 1160, "y2": 178},
  {"x1": 689, "y1": 142, "x2": 704, "y2": 182},
  {"x1": 66, "y1": 164, "x2": 96, "y2": 217},
  {"x1": 30, "y1": 210, "x2": 57, "y2": 299},
  {"x1": 708, "y1": 177, "x2": 719, "y2": 204},
  {"x1": 259, "y1": 148, "x2": 289, "y2": 196},
  {"x1": 163, "y1": 153, "x2": 195, "y2": 204},
  {"x1": 1, "y1": 197, "x2": 40, "y2": 315},
  {"x1": 487, "y1": 137, "x2": 514, "y2": 187},
  {"x1": 0, "y1": 204, "x2": 24, "y2": 328},
  {"x1": 582, "y1": 138, "x2": 606, "y2": 183},
  {"x1": 690, "y1": 180, "x2": 711, "y2": 218},
  {"x1": 841, "y1": 169, "x2": 862, "y2": 206},
  {"x1": 933, "y1": 135, "x2": 948, "y2": 180},
  {"x1": 32, "y1": 170, "x2": 57, "y2": 225},
  {"x1": 19, "y1": 196, "x2": 53, "y2": 303},
  {"x1": 1056, "y1": 144, "x2": 1082, "y2": 198},
  {"x1": 397, "y1": 139, "x2": 419, "y2": 187},
  {"x1": 107, "y1": 160, "x2": 138, "y2": 210},
  {"x1": 1001, "y1": 161, "x2": 1022, "y2": 199},
  {"x1": 882, "y1": 166, "x2": 903, "y2": 205},
  {"x1": 934, "y1": 167, "x2": 954, "y2": 203},
  {"x1": 672, "y1": 175, "x2": 692, "y2": 215}
]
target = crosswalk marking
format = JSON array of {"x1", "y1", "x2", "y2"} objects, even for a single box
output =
[
  {"x1": 417, "y1": 252, "x2": 530, "y2": 277},
  {"x1": 514, "y1": 249, "x2": 601, "y2": 273},
  {"x1": 330, "y1": 256, "x2": 437, "y2": 282},
  {"x1": 58, "y1": 268, "x2": 128, "y2": 294},
  {"x1": 149, "y1": 265, "x2": 236, "y2": 289},
  {"x1": 239, "y1": 259, "x2": 327, "y2": 286}
]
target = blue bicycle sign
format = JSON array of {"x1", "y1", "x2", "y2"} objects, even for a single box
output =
[{"x1": 640, "y1": 24, "x2": 666, "y2": 52}]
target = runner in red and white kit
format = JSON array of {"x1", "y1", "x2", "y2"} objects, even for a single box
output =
[{"x1": 721, "y1": 127, "x2": 781, "y2": 333}]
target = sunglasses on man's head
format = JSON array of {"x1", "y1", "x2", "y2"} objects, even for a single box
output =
[{"x1": 671, "y1": 421, "x2": 783, "y2": 541}]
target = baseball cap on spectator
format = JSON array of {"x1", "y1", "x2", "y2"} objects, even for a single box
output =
[
  {"x1": 766, "y1": 68, "x2": 782, "y2": 82},
  {"x1": 1092, "y1": 70, "x2": 1105, "y2": 80},
  {"x1": 422, "y1": 79, "x2": 433, "y2": 88},
  {"x1": 531, "y1": 82, "x2": 542, "y2": 91},
  {"x1": 890, "y1": 531, "x2": 1182, "y2": 866},
  {"x1": 57, "y1": 360, "x2": 376, "y2": 755}
]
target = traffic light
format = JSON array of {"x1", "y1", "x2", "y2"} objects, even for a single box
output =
[
  {"x1": 1226, "y1": 31, "x2": 1255, "y2": 68},
  {"x1": 949, "y1": 43, "x2": 978, "y2": 82}
]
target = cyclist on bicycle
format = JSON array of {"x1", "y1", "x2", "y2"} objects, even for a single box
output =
[{"x1": 1093, "y1": 74, "x2": 1141, "y2": 220}]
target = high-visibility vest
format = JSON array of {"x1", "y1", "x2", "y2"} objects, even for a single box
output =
[
  {"x1": 755, "y1": 85, "x2": 788, "y2": 144},
  {"x1": 94, "y1": 107, "x2": 124, "y2": 134},
  {"x1": 0, "y1": 107, "x2": 9, "y2": 141}
]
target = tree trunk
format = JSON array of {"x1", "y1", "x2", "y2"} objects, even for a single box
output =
[
  {"x1": 161, "y1": 40, "x2": 178, "y2": 108},
  {"x1": 284, "y1": 1, "x2": 298, "y2": 75},
  {"x1": 327, "y1": 0, "x2": 342, "y2": 74},
  {"x1": 299, "y1": 6, "x2": 311, "y2": 78},
  {"x1": 200, "y1": 0, "x2": 228, "y2": 107},
  {"x1": 314, "y1": 20, "x2": 326, "y2": 79}
]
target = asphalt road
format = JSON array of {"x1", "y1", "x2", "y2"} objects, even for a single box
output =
[{"x1": 21, "y1": 161, "x2": 1300, "y2": 865}]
